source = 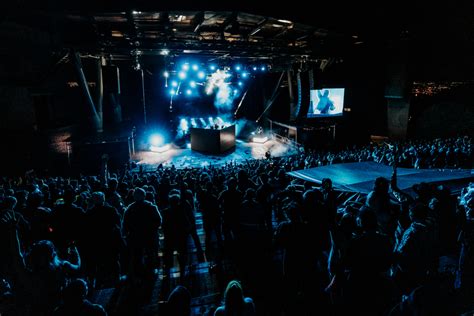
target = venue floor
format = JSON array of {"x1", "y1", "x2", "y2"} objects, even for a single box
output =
[{"x1": 134, "y1": 139, "x2": 297, "y2": 171}]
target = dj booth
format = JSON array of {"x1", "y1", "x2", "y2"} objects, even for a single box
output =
[{"x1": 190, "y1": 125, "x2": 236, "y2": 154}]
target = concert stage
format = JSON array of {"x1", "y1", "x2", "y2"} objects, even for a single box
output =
[
  {"x1": 134, "y1": 139, "x2": 297, "y2": 170},
  {"x1": 190, "y1": 125, "x2": 236, "y2": 154}
]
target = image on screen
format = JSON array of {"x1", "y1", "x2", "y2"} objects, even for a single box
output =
[{"x1": 307, "y1": 88, "x2": 345, "y2": 117}]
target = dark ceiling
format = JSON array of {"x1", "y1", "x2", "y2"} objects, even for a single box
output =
[{"x1": 0, "y1": 0, "x2": 473, "y2": 84}]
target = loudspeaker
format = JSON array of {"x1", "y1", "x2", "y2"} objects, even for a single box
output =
[
  {"x1": 103, "y1": 66, "x2": 121, "y2": 94},
  {"x1": 71, "y1": 140, "x2": 130, "y2": 174},
  {"x1": 384, "y1": 61, "x2": 408, "y2": 99}
]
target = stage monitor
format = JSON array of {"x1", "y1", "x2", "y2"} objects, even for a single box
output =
[{"x1": 307, "y1": 88, "x2": 345, "y2": 118}]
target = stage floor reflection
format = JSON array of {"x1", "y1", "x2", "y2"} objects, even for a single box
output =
[{"x1": 134, "y1": 139, "x2": 297, "y2": 170}]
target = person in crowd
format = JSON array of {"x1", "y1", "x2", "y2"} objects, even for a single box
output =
[
  {"x1": 394, "y1": 203, "x2": 438, "y2": 294},
  {"x1": 214, "y1": 280, "x2": 256, "y2": 316},
  {"x1": 53, "y1": 278, "x2": 107, "y2": 316},
  {"x1": 83, "y1": 192, "x2": 122, "y2": 288},
  {"x1": 122, "y1": 187, "x2": 162, "y2": 280},
  {"x1": 162, "y1": 285, "x2": 191, "y2": 316}
]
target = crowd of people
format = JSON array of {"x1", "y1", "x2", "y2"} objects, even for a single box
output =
[{"x1": 0, "y1": 135, "x2": 472, "y2": 315}]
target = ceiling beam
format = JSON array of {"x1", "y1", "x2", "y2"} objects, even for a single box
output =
[{"x1": 249, "y1": 18, "x2": 268, "y2": 36}]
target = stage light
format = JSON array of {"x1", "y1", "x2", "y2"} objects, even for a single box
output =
[
  {"x1": 190, "y1": 81, "x2": 196, "y2": 88},
  {"x1": 198, "y1": 71, "x2": 206, "y2": 79},
  {"x1": 234, "y1": 89, "x2": 239, "y2": 94},
  {"x1": 163, "y1": 71, "x2": 169, "y2": 78},
  {"x1": 182, "y1": 64, "x2": 190, "y2": 71},
  {"x1": 186, "y1": 143, "x2": 191, "y2": 149},
  {"x1": 210, "y1": 65, "x2": 217, "y2": 71},
  {"x1": 238, "y1": 81, "x2": 243, "y2": 86},
  {"x1": 235, "y1": 65, "x2": 242, "y2": 71},
  {"x1": 178, "y1": 71, "x2": 187, "y2": 79},
  {"x1": 179, "y1": 118, "x2": 189, "y2": 132},
  {"x1": 190, "y1": 118, "x2": 197, "y2": 127},
  {"x1": 242, "y1": 72, "x2": 249, "y2": 78},
  {"x1": 150, "y1": 134, "x2": 164, "y2": 147},
  {"x1": 260, "y1": 66, "x2": 266, "y2": 71},
  {"x1": 192, "y1": 64, "x2": 199, "y2": 71},
  {"x1": 208, "y1": 117, "x2": 214, "y2": 125},
  {"x1": 160, "y1": 49, "x2": 170, "y2": 56},
  {"x1": 170, "y1": 89, "x2": 176, "y2": 95},
  {"x1": 252, "y1": 66, "x2": 257, "y2": 71},
  {"x1": 171, "y1": 80, "x2": 178, "y2": 87},
  {"x1": 186, "y1": 89, "x2": 192, "y2": 95}
]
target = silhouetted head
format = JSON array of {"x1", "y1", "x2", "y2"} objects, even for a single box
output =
[
  {"x1": 374, "y1": 177, "x2": 389, "y2": 194},
  {"x1": 409, "y1": 203, "x2": 429, "y2": 223},
  {"x1": 224, "y1": 280, "x2": 245, "y2": 314},
  {"x1": 166, "y1": 285, "x2": 191, "y2": 316},
  {"x1": 62, "y1": 279, "x2": 88, "y2": 305},
  {"x1": 91, "y1": 191, "x2": 105, "y2": 206},
  {"x1": 133, "y1": 188, "x2": 146, "y2": 202},
  {"x1": 357, "y1": 206, "x2": 378, "y2": 232}
]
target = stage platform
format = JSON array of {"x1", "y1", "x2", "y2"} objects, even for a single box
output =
[
  {"x1": 134, "y1": 139, "x2": 297, "y2": 171},
  {"x1": 288, "y1": 161, "x2": 474, "y2": 194}
]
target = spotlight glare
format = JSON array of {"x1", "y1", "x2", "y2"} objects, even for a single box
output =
[
  {"x1": 190, "y1": 81, "x2": 196, "y2": 88},
  {"x1": 150, "y1": 134, "x2": 164, "y2": 147},
  {"x1": 178, "y1": 71, "x2": 187, "y2": 79},
  {"x1": 210, "y1": 65, "x2": 216, "y2": 71},
  {"x1": 170, "y1": 89, "x2": 176, "y2": 95},
  {"x1": 234, "y1": 89, "x2": 239, "y2": 94},
  {"x1": 252, "y1": 66, "x2": 257, "y2": 71},
  {"x1": 192, "y1": 64, "x2": 199, "y2": 71},
  {"x1": 171, "y1": 80, "x2": 178, "y2": 87},
  {"x1": 242, "y1": 72, "x2": 248, "y2": 78},
  {"x1": 186, "y1": 89, "x2": 192, "y2": 95},
  {"x1": 182, "y1": 64, "x2": 190, "y2": 71},
  {"x1": 198, "y1": 71, "x2": 206, "y2": 79},
  {"x1": 235, "y1": 65, "x2": 241, "y2": 71},
  {"x1": 163, "y1": 71, "x2": 169, "y2": 78},
  {"x1": 261, "y1": 66, "x2": 266, "y2": 71},
  {"x1": 238, "y1": 81, "x2": 243, "y2": 86}
]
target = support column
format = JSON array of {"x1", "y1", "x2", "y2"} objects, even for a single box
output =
[
  {"x1": 72, "y1": 51, "x2": 102, "y2": 132},
  {"x1": 287, "y1": 69, "x2": 296, "y2": 122}
]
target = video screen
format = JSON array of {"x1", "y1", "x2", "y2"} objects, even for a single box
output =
[{"x1": 307, "y1": 88, "x2": 345, "y2": 117}]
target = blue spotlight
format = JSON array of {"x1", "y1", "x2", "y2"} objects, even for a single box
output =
[
  {"x1": 235, "y1": 65, "x2": 242, "y2": 72},
  {"x1": 186, "y1": 89, "x2": 192, "y2": 95},
  {"x1": 260, "y1": 66, "x2": 266, "y2": 71},
  {"x1": 190, "y1": 81, "x2": 196, "y2": 88},
  {"x1": 238, "y1": 81, "x2": 243, "y2": 86},
  {"x1": 192, "y1": 64, "x2": 199, "y2": 71},
  {"x1": 178, "y1": 71, "x2": 187, "y2": 80},
  {"x1": 179, "y1": 118, "x2": 189, "y2": 132},
  {"x1": 171, "y1": 80, "x2": 178, "y2": 87},
  {"x1": 170, "y1": 89, "x2": 176, "y2": 95},
  {"x1": 163, "y1": 71, "x2": 169, "y2": 78},
  {"x1": 182, "y1": 63, "x2": 190, "y2": 71},
  {"x1": 242, "y1": 72, "x2": 249, "y2": 78},
  {"x1": 252, "y1": 66, "x2": 257, "y2": 71},
  {"x1": 209, "y1": 64, "x2": 216, "y2": 71},
  {"x1": 186, "y1": 143, "x2": 191, "y2": 149},
  {"x1": 197, "y1": 71, "x2": 206, "y2": 79},
  {"x1": 150, "y1": 134, "x2": 164, "y2": 147},
  {"x1": 234, "y1": 89, "x2": 239, "y2": 94}
]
